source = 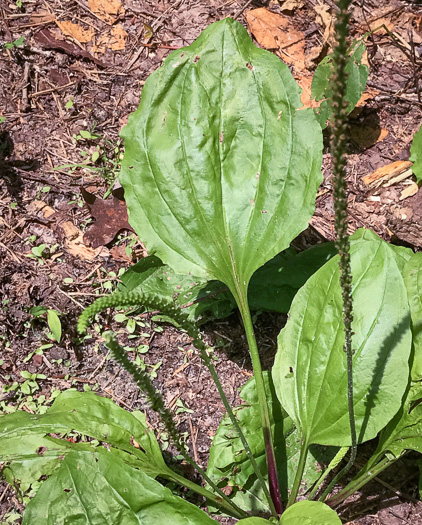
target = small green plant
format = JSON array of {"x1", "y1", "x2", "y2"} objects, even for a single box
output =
[
  {"x1": 30, "y1": 306, "x2": 62, "y2": 343},
  {"x1": 2, "y1": 12, "x2": 422, "y2": 525},
  {"x1": 3, "y1": 36, "x2": 24, "y2": 50},
  {"x1": 54, "y1": 126, "x2": 124, "y2": 198}
]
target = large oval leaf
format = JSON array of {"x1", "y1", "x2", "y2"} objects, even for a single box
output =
[
  {"x1": 279, "y1": 501, "x2": 341, "y2": 525},
  {"x1": 273, "y1": 230, "x2": 412, "y2": 446},
  {"x1": 0, "y1": 390, "x2": 168, "y2": 482},
  {"x1": 22, "y1": 450, "x2": 217, "y2": 525},
  {"x1": 120, "y1": 18, "x2": 323, "y2": 297}
]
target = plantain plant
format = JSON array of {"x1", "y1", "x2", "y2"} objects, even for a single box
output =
[{"x1": 1, "y1": 10, "x2": 422, "y2": 525}]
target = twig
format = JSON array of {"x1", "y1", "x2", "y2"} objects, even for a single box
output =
[
  {"x1": 29, "y1": 81, "x2": 76, "y2": 99},
  {"x1": 21, "y1": 61, "x2": 31, "y2": 112},
  {"x1": 233, "y1": 0, "x2": 253, "y2": 20},
  {"x1": 188, "y1": 417, "x2": 199, "y2": 463}
]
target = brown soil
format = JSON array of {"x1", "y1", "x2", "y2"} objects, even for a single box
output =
[{"x1": 1, "y1": 0, "x2": 422, "y2": 523}]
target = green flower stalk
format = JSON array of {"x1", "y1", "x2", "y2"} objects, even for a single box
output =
[
  {"x1": 78, "y1": 290, "x2": 273, "y2": 516},
  {"x1": 323, "y1": 0, "x2": 357, "y2": 498}
]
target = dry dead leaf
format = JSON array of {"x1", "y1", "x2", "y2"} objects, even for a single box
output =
[
  {"x1": 29, "y1": 200, "x2": 107, "y2": 261},
  {"x1": 349, "y1": 125, "x2": 388, "y2": 149},
  {"x1": 88, "y1": 0, "x2": 124, "y2": 24},
  {"x1": 279, "y1": 0, "x2": 304, "y2": 11},
  {"x1": 110, "y1": 244, "x2": 131, "y2": 262},
  {"x1": 366, "y1": 17, "x2": 394, "y2": 35},
  {"x1": 81, "y1": 187, "x2": 133, "y2": 248},
  {"x1": 362, "y1": 160, "x2": 412, "y2": 187},
  {"x1": 349, "y1": 87, "x2": 380, "y2": 117},
  {"x1": 56, "y1": 21, "x2": 95, "y2": 43},
  {"x1": 356, "y1": 87, "x2": 379, "y2": 107},
  {"x1": 92, "y1": 24, "x2": 127, "y2": 53},
  {"x1": 296, "y1": 75, "x2": 320, "y2": 109},
  {"x1": 245, "y1": 8, "x2": 305, "y2": 71},
  {"x1": 314, "y1": 4, "x2": 335, "y2": 48}
]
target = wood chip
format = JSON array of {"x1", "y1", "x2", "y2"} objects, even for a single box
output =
[
  {"x1": 400, "y1": 182, "x2": 419, "y2": 200},
  {"x1": 362, "y1": 161, "x2": 413, "y2": 187}
]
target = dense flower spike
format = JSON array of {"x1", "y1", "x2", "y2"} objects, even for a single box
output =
[
  {"x1": 78, "y1": 289, "x2": 267, "y2": 516},
  {"x1": 323, "y1": 0, "x2": 357, "y2": 497}
]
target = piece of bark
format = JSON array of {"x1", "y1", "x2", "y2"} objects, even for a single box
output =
[{"x1": 362, "y1": 160, "x2": 413, "y2": 188}]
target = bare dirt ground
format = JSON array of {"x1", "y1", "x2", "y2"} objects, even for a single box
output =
[{"x1": 1, "y1": 0, "x2": 422, "y2": 523}]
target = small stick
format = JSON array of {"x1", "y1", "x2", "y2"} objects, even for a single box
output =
[
  {"x1": 22, "y1": 61, "x2": 31, "y2": 112},
  {"x1": 233, "y1": 0, "x2": 253, "y2": 20}
]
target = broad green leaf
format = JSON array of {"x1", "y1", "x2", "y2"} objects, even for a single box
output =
[
  {"x1": 23, "y1": 450, "x2": 217, "y2": 525},
  {"x1": 311, "y1": 40, "x2": 369, "y2": 129},
  {"x1": 207, "y1": 373, "x2": 337, "y2": 511},
  {"x1": 0, "y1": 390, "x2": 168, "y2": 481},
  {"x1": 120, "y1": 244, "x2": 337, "y2": 323},
  {"x1": 237, "y1": 519, "x2": 274, "y2": 524},
  {"x1": 279, "y1": 501, "x2": 341, "y2": 525},
  {"x1": 46, "y1": 309, "x2": 61, "y2": 342},
  {"x1": 373, "y1": 382, "x2": 422, "y2": 459},
  {"x1": 273, "y1": 230, "x2": 412, "y2": 446},
  {"x1": 119, "y1": 255, "x2": 236, "y2": 324},
  {"x1": 403, "y1": 253, "x2": 422, "y2": 380},
  {"x1": 120, "y1": 18, "x2": 323, "y2": 301},
  {"x1": 410, "y1": 124, "x2": 422, "y2": 184},
  {"x1": 0, "y1": 432, "x2": 98, "y2": 489}
]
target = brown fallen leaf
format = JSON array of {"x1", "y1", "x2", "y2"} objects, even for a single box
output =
[
  {"x1": 296, "y1": 75, "x2": 321, "y2": 110},
  {"x1": 110, "y1": 244, "x2": 131, "y2": 262},
  {"x1": 362, "y1": 160, "x2": 413, "y2": 187},
  {"x1": 279, "y1": 0, "x2": 304, "y2": 11},
  {"x1": 366, "y1": 17, "x2": 394, "y2": 35},
  {"x1": 245, "y1": 8, "x2": 305, "y2": 72},
  {"x1": 349, "y1": 125, "x2": 388, "y2": 149},
  {"x1": 314, "y1": 4, "x2": 335, "y2": 49},
  {"x1": 91, "y1": 24, "x2": 127, "y2": 53},
  {"x1": 349, "y1": 87, "x2": 380, "y2": 117},
  {"x1": 387, "y1": 190, "x2": 422, "y2": 248},
  {"x1": 29, "y1": 200, "x2": 107, "y2": 261},
  {"x1": 56, "y1": 20, "x2": 95, "y2": 43},
  {"x1": 81, "y1": 187, "x2": 133, "y2": 248},
  {"x1": 88, "y1": 0, "x2": 125, "y2": 24},
  {"x1": 356, "y1": 87, "x2": 379, "y2": 107},
  {"x1": 34, "y1": 28, "x2": 105, "y2": 67}
]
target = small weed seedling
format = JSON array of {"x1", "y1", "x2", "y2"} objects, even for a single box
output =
[
  {"x1": 2, "y1": 7, "x2": 422, "y2": 525},
  {"x1": 55, "y1": 126, "x2": 124, "y2": 198}
]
